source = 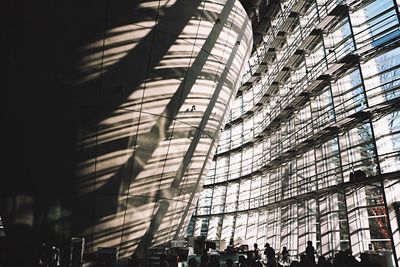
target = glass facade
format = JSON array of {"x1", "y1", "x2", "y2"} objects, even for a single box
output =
[{"x1": 189, "y1": 0, "x2": 400, "y2": 264}]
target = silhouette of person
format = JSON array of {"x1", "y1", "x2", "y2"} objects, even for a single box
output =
[
  {"x1": 47, "y1": 246, "x2": 60, "y2": 267},
  {"x1": 254, "y1": 243, "x2": 261, "y2": 261},
  {"x1": 280, "y1": 246, "x2": 290, "y2": 265},
  {"x1": 264, "y1": 243, "x2": 277, "y2": 267},
  {"x1": 264, "y1": 243, "x2": 275, "y2": 260},
  {"x1": 39, "y1": 243, "x2": 51, "y2": 266},
  {"x1": 306, "y1": 241, "x2": 316, "y2": 265}
]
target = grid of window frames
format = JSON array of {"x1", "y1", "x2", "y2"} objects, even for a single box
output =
[{"x1": 188, "y1": 0, "x2": 400, "y2": 264}]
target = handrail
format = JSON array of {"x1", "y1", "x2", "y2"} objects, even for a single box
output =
[
  {"x1": 210, "y1": 96, "x2": 400, "y2": 190},
  {"x1": 221, "y1": 2, "x2": 400, "y2": 155},
  {"x1": 199, "y1": 168, "x2": 399, "y2": 216}
]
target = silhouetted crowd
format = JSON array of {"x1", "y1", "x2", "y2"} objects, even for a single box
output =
[
  {"x1": 183, "y1": 241, "x2": 384, "y2": 267},
  {"x1": 262, "y1": 241, "x2": 383, "y2": 267}
]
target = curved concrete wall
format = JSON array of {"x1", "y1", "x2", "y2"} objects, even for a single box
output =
[{"x1": 2, "y1": 0, "x2": 252, "y2": 265}]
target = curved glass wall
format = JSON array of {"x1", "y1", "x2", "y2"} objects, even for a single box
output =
[
  {"x1": 190, "y1": 0, "x2": 400, "y2": 265},
  {"x1": 2, "y1": 0, "x2": 252, "y2": 266}
]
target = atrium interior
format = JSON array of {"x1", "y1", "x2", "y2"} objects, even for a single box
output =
[{"x1": 2, "y1": 0, "x2": 400, "y2": 266}]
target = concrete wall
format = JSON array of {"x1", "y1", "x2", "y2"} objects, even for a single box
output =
[{"x1": 1, "y1": 0, "x2": 252, "y2": 265}]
